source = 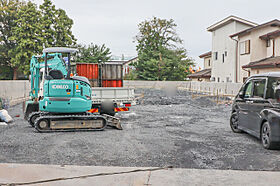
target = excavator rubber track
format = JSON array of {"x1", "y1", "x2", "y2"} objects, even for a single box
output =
[
  {"x1": 34, "y1": 113, "x2": 107, "y2": 133},
  {"x1": 28, "y1": 111, "x2": 48, "y2": 127}
]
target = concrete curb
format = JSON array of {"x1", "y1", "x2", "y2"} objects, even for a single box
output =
[{"x1": 0, "y1": 163, "x2": 280, "y2": 186}]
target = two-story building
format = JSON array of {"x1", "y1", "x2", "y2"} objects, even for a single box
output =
[
  {"x1": 207, "y1": 16, "x2": 258, "y2": 83},
  {"x1": 200, "y1": 51, "x2": 212, "y2": 69},
  {"x1": 230, "y1": 20, "x2": 280, "y2": 81},
  {"x1": 187, "y1": 51, "x2": 212, "y2": 81}
]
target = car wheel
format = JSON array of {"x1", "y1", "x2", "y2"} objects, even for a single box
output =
[
  {"x1": 230, "y1": 112, "x2": 242, "y2": 133},
  {"x1": 261, "y1": 122, "x2": 279, "y2": 150}
]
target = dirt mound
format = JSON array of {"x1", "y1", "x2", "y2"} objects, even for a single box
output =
[
  {"x1": 193, "y1": 96, "x2": 217, "y2": 107},
  {"x1": 136, "y1": 88, "x2": 216, "y2": 107}
]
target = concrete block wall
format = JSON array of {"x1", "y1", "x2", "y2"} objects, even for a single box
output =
[
  {"x1": 124, "y1": 80, "x2": 243, "y2": 96},
  {"x1": 0, "y1": 80, "x2": 30, "y2": 106},
  {"x1": 0, "y1": 80, "x2": 243, "y2": 106},
  {"x1": 186, "y1": 81, "x2": 243, "y2": 96},
  {"x1": 123, "y1": 81, "x2": 188, "y2": 89}
]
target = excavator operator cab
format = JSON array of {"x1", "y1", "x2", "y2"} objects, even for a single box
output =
[
  {"x1": 49, "y1": 69, "x2": 64, "y2": 80},
  {"x1": 43, "y1": 47, "x2": 78, "y2": 80}
]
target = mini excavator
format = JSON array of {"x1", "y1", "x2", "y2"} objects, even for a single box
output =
[{"x1": 24, "y1": 47, "x2": 121, "y2": 132}]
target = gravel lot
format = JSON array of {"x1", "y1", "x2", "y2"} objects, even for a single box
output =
[{"x1": 1, "y1": 88, "x2": 280, "y2": 171}]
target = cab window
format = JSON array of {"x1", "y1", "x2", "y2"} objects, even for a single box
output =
[
  {"x1": 252, "y1": 79, "x2": 266, "y2": 98},
  {"x1": 244, "y1": 81, "x2": 253, "y2": 98},
  {"x1": 266, "y1": 77, "x2": 280, "y2": 99}
]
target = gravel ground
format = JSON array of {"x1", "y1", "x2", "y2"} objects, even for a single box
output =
[{"x1": 1, "y1": 88, "x2": 280, "y2": 171}]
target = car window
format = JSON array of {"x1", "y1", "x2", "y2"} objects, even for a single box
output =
[
  {"x1": 244, "y1": 81, "x2": 253, "y2": 98},
  {"x1": 252, "y1": 79, "x2": 266, "y2": 98},
  {"x1": 266, "y1": 77, "x2": 280, "y2": 99}
]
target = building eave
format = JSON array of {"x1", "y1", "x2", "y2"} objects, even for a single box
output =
[
  {"x1": 199, "y1": 51, "x2": 212, "y2": 58},
  {"x1": 259, "y1": 30, "x2": 280, "y2": 40},
  {"x1": 242, "y1": 56, "x2": 280, "y2": 69},
  {"x1": 207, "y1": 15, "x2": 258, "y2": 32},
  {"x1": 124, "y1": 56, "x2": 138, "y2": 65},
  {"x1": 187, "y1": 68, "x2": 212, "y2": 78},
  {"x1": 230, "y1": 19, "x2": 280, "y2": 38}
]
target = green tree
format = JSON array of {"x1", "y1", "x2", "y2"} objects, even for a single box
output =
[
  {"x1": 40, "y1": 0, "x2": 76, "y2": 47},
  {"x1": 0, "y1": 66, "x2": 13, "y2": 80},
  {"x1": 0, "y1": 0, "x2": 23, "y2": 79},
  {"x1": 54, "y1": 8, "x2": 76, "y2": 46},
  {"x1": 9, "y1": 1, "x2": 44, "y2": 77},
  {"x1": 39, "y1": 0, "x2": 55, "y2": 47},
  {"x1": 0, "y1": 0, "x2": 77, "y2": 79},
  {"x1": 75, "y1": 43, "x2": 112, "y2": 63},
  {"x1": 134, "y1": 17, "x2": 193, "y2": 81}
]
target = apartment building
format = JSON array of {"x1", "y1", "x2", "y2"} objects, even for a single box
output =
[
  {"x1": 230, "y1": 20, "x2": 280, "y2": 81},
  {"x1": 207, "y1": 16, "x2": 258, "y2": 83}
]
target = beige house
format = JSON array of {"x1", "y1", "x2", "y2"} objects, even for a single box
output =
[
  {"x1": 207, "y1": 16, "x2": 257, "y2": 83},
  {"x1": 187, "y1": 51, "x2": 212, "y2": 81},
  {"x1": 230, "y1": 19, "x2": 280, "y2": 82},
  {"x1": 187, "y1": 68, "x2": 211, "y2": 82},
  {"x1": 199, "y1": 51, "x2": 212, "y2": 69}
]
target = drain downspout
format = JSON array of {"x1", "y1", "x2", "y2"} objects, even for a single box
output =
[{"x1": 231, "y1": 37, "x2": 239, "y2": 83}]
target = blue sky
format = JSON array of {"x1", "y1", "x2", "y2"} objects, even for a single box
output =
[{"x1": 33, "y1": 0, "x2": 280, "y2": 68}]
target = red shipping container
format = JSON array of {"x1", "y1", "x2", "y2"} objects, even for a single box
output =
[
  {"x1": 76, "y1": 63, "x2": 99, "y2": 80},
  {"x1": 102, "y1": 80, "x2": 123, "y2": 87}
]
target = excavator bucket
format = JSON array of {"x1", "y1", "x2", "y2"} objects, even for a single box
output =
[
  {"x1": 102, "y1": 114, "x2": 123, "y2": 130},
  {"x1": 24, "y1": 101, "x2": 39, "y2": 120}
]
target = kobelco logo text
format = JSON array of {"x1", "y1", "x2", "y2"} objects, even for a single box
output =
[{"x1": 52, "y1": 85, "x2": 69, "y2": 89}]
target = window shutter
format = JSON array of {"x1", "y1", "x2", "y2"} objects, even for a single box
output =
[
  {"x1": 245, "y1": 40, "x2": 250, "y2": 54},
  {"x1": 240, "y1": 40, "x2": 250, "y2": 55}
]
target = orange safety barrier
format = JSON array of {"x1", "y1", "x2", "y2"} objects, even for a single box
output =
[
  {"x1": 88, "y1": 108, "x2": 99, "y2": 113},
  {"x1": 114, "y1": 108, "x2": 129, "y2": 112}
]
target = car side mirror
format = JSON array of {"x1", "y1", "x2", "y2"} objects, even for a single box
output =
[{"x1": 238, "y1": 91, "x2": 244, "y2": 99}]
